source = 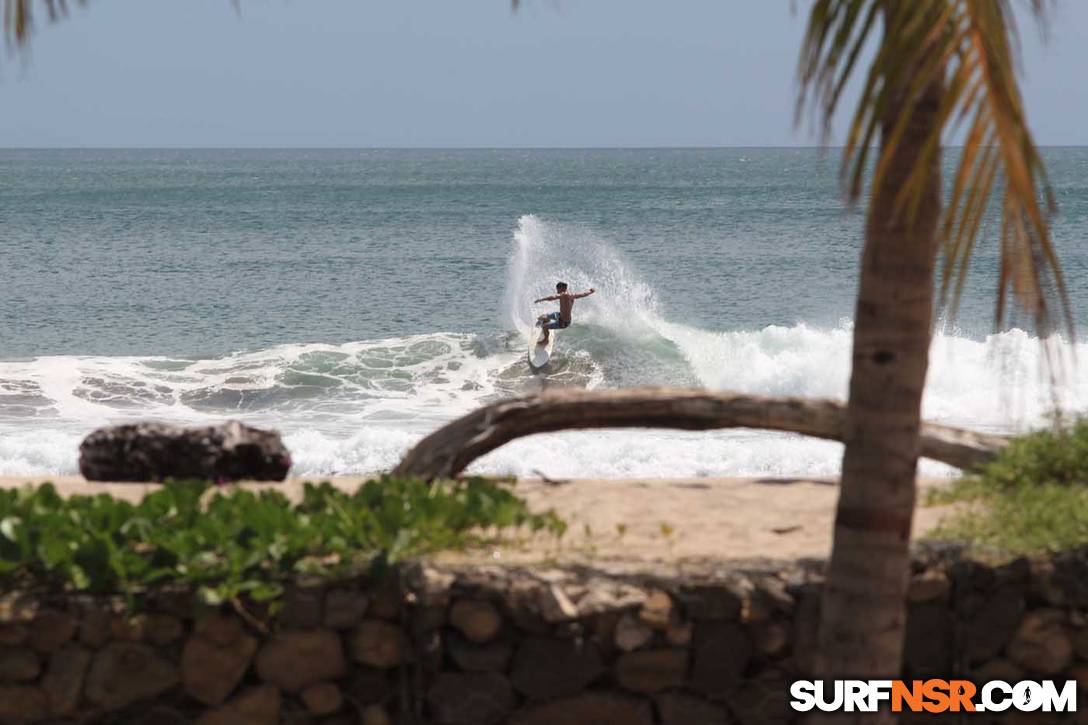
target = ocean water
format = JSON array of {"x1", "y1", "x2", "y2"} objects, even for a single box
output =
[{"x1": 3, "y1": 148, "x2": 1088, "y2": 479}]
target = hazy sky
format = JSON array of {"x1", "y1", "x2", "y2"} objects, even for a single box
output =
[{"x1": 2, "y1": 0, "x2": 1087, "y2": 147}]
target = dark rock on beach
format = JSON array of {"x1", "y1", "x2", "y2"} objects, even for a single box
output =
[{"x1": 78, "y1": 421, "x2": 291, "y2": 482}]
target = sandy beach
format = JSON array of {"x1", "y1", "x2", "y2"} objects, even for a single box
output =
[{"x1": 0, "y1": 474, "x2": 955, "y2": 567}]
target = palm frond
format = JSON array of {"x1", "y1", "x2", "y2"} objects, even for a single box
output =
[
  {"x1": 4, "y1": 0, "x2": 82, "y2": 49},
  {"x1": 798, "y1": 0, "x2": 1070, "y2": 340}
]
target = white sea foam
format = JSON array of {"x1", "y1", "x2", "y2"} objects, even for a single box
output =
[
  {"x1": 0, "y1": 429, "x2": 85, "y2": 476},
  {"x1": 1, "y1": 215, "x2": 1083, "y2": 479}
]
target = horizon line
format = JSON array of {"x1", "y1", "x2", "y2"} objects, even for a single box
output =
[{"x1": 4, "y1": 144, "x2": 1088, "y2": 151}]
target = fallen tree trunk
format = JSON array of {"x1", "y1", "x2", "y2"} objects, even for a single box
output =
[{"x1": 393, "y1": 387, "x2": 1009, "y2": 479}]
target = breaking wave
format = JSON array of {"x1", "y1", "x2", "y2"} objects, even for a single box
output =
[{"x1": 1, "y1": 215, "x2": 1083, "y2": 478}]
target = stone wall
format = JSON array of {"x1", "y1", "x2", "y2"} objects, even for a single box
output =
[{"x1": 2, "y1": 550, "x2": 1088, "y2": 724}]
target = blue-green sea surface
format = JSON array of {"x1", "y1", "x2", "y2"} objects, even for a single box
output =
[{"x1": 2, "y1": 148, "x2": 1087, "y2": 477}]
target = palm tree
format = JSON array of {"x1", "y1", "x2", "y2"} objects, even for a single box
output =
[{"x1": 797, "y1": 0, "x2": 1069, "y2": 695}]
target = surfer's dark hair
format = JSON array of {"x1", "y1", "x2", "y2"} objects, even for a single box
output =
[{"x1": 556, "y1": 281, "x2": 568, "y2": 291}]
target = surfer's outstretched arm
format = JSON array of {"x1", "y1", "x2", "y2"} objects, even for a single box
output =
[
  {"x1": 573, "y1": 288, "x2": 596, "y2": 299},
  {"x1": 534, "y1": 295, "x2": 559, "y2": 303}
]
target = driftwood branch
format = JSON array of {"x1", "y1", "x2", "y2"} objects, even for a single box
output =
[{"x1": 393, "y1": 387, "x2": 1009, "y2": 480}]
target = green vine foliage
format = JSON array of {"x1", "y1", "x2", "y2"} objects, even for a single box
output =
[{"x1": 0, "y1": 477, "x2": 566, "y2": 606}]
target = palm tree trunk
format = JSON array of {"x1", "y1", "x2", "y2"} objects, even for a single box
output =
[{"x1": 815, "y1": 56, "x2": 944, "y2": 704}]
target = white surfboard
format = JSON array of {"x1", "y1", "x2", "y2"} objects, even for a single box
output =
[{"x1": 528, "y1": 323, "x2": 555, "y2": 369}]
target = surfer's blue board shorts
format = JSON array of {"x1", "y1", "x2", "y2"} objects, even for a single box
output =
[{"x1": 541, "y1": 312, "x2": 569, "y2": 330}]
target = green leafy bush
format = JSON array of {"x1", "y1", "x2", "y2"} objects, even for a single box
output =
[
  {"x1": 0, "y1": 477, "x2": 565, "y2": 606},
  {"x1": 962, "y1": 417, "x2": 1088, "y2": 491},
  {"x1": 927, "y1": 419, "x2": 1088, "y2": 554}
]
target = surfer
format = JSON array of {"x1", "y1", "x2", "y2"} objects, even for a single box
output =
[{"x1": 533, "y1": 282, "x2": 596, "y2": 346}]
